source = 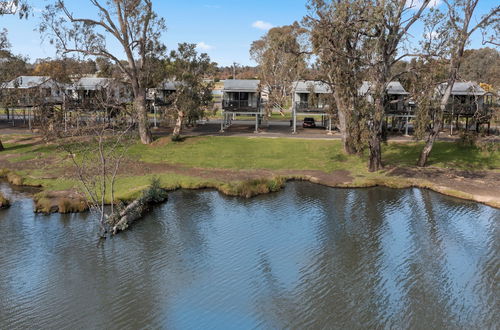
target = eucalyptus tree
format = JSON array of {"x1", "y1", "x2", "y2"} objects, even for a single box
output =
[
  {"x1": 361, "y1": 0, "x2": 432, "y2": 171},
  {"x1": 417, "y1": 0, "x2": 499, "y2": 167},
  {"x1": 305, "y1": 0, "x2": 372, "y2": 155},
  {"x1": 166, "y1": 43, "x2": 216, "y2": 138},
  {"x1": 40, "y1": 0, "x2": 167, "y2": 145},
  {"x1": 250, "y1": 23, "x2": 309, "y2": 115}
]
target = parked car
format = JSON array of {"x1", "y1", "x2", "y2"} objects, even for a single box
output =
[{"x1": 303, "y1": 117, "x2": 316, "y2": 128}]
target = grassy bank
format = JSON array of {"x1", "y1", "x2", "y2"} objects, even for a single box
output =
[{"x1": 0, "y1": 134, "x2": 499, "y2": 208}]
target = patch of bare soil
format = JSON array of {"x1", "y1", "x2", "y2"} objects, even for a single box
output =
[
  {"x1": 388, "y1": 166, "x2": 500, "y2": 207},
  {"x1": 115, "y1": 159, "x2": 354, "y2": 186}
]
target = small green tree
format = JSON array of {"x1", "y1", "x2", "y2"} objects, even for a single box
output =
[{"x1": 166, "y1": 43, "x2": 216, "y2": 138}]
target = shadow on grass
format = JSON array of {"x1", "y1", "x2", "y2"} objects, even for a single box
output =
[
  {"x1": 384, "y1": 142, "x2": 499, "y2": 170},
  {"x1": 4, "y1": 143, "x2": 37, "y2": 152}
]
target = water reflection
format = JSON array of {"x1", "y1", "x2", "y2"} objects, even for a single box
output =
[{"x1": 0, "y1": 182, "x2": 498, "y2": 329}]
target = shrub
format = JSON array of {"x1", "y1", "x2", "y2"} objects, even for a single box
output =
[
  {"x1": 219, "y1": 177, "x2": 286, "y2": 198},
  {"x1": 7, "y1": 173, "x2": 24, "y2": 186}
]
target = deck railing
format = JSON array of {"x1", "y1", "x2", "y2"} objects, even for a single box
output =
[{"x1": 222, "y1": 99, "x2": 260, "y2": 112}]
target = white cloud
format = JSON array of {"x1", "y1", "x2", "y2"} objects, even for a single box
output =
[
  {"x1": 406, "y1": 0, "x2": 441, "y2": 9},
  {"x1": 196, "y1": 42, "x2": 214, "y2": 51},
  {"x1": 252, "y1": 20, "x2": 274, "y2": 31}
]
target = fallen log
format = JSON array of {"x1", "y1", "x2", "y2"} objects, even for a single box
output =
[{"x1": 108, "y1": 179, "x2": 168, "y2": 235}]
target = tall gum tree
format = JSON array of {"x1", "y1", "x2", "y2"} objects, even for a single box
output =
[
  {"x1": 40, "y1": 0, "x2": 167, "y2": 145},
  {"x1": 417, "y1": 0, "x2": 499, "y2": 167},
  {"x1": 304, "y1": 0, "x2": 371, "y2": 155},
  {"x1": 362, "y1": 0, "x2": 431, "y2": 172}
]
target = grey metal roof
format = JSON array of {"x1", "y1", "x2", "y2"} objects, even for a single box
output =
[
  {"x1": 437, "y1": 82, "x2": 485, "y2": 96},
  {"x1": 3, "y1": 76, "x2": 52, "y2": 89},
  {"x1": 223, "y1": 79, "x2": 260, "y2": 92},
  {"x1": 359, "y1": 81, "x2": 409, "y2": 95},
  {"x1": 292, "y1": 81, "x2": 331, "y2": 94},
  {"x1": 161, "y1": 81, "x2": 178, "y2": 90},
  {"x1": 73, "y1": 77, "x2": 114, "y2": 90}
]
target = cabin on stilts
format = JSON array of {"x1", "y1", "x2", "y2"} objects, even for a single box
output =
[
  {"x1": 1, "y1": 76, "x2": 67, "y2": 128},
  {"x1": 291, "y1": 80, "x2": 333, "y2": 134},
  {"x1": 221, "y1": 79, "x2": 263, "y2": 132},
  {"x1": 437, "y1": 82, "x2": 492, "y2": 134},
  {"x1": 146, "y1": 81, "x2": 179, "y2": 128},
  {"x1": 147, "y1": 81, "x2": 178, "y2": 107},
  {"x1": 359, "y1": 81, "x2": 412, "y2": 135}
]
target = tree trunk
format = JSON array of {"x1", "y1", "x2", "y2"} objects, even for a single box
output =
[
  {"x1": 173, "y1": 110, "x2": 184, "y2": 137},
  {"x1": 367, "y1": 86, "x2": 386, "y2": 172},
  {"x1": 335, "y1": 91, "x2": 359, "y2": 155},
  {"x1": 368, "y1": 134, "x2": 383, "y2": 172},
  {"x1": 134, "y1": 90, "x2": 152, "y2": 145},
  {"x1": 0, "y1": 140, "x2": 4, "y2": 151},
  {"x1": 418, "y1": 124, "x2": 440, "y2": 167},
  {"x1": 418, "y1": 57, "x2": 461, "y2": 167}
]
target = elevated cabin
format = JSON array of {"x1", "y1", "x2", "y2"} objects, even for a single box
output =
[
  {"x1": 437, "y1": 82, "x2": 486, "y2": 115},
  {"x1": 437, "y1": 82, "x2": 492, "y2": 134},
  {"x1": 68, "y1": 77, "x2": 131, "y2": 110},
  {"x1": 292, "y1": 81, "x2": 332, "y2": 112},
  {"x1": 221, "y1": 79, "x2": 263, "y2": 133},
  {"x1": 359, "y1": 81, "x2": 409, "y2": 114},
  {"x1": 291, "y1": 80, "x2": 333, "y2": 134},
  {"x1": 1, "y1": 76, "x2": 65, "y2": 107},
  {"x1": 222, "y1": 80, "x2": 262, "y2": 113},
  {"x1": 147, "y1": 81, "x2": 178, "y2": 107}
]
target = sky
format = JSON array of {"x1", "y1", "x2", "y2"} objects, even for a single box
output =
[{"x1": 0, "y1": 0, "x2": 497, "y2": 67}]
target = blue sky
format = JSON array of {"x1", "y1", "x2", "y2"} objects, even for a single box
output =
[{"x1": 0, "y1": 0, "x2": 497, "y2": 66}]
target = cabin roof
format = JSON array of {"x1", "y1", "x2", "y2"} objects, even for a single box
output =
[
  {"x1": 223, "y1": 79, "x2": 260, "y2": 92},
  {"x1": 73, "y1": 77, "x2": 114, "y2": 90},
  {"x1": 359, "y1": 81, "x2": 409, "y2": 95},
  {"x1": 437, "y1": 81, "x2": 485, "y2": 96},
  {"x1": 292, "y1": 81, "x2": 331, "y2": 94},
  {"x1": 3, "y1": 76, "x2": 53, "y2": 89}
]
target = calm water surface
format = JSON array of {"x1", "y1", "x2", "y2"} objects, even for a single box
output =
[{"x1": 0, "y1": 182, "x2": 498, "y2": 329}]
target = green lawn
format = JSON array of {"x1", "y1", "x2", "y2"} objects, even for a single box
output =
[
  {"x1": 128, "y1": 136, "x2": 367, "y2": 172},
  {"x1": 128, "y1": 136, "x2": 499, "y2": 172},
  {"x1": 1, "y1": 134, "x2": 498, "y2": 201}
]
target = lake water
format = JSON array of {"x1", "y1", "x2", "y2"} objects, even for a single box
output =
[{"x1": 0, "y1": 182, "x2": 498, "y2": 329}]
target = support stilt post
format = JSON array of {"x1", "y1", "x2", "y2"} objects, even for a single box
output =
[
  {"x1": 292, "y1": 103, "x2": 297, "y2": 134},
  {"x1": 220, "y1": 112, "x2": 225, "y2": 132}
]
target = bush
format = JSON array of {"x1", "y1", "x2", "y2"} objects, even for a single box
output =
[
  {"x1": 457, "y1": 131, "x2": 477, "y2": 146},
  {"x1": 140, "y1": 177, "x2": 169, "y2": 204},
  {"x1": 7, "y1": 173, "x2": 24, "y2": 186},
  {"x1": 171, "y1": 134, "x2": 184, "y2": 142},
  {"x1": 219, "y1": 177, "x2": 286, "y2": 198}
]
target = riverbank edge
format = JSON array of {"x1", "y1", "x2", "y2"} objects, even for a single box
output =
[{"x1": 2, "y1": 169, "x2": 499, "y2": 213}]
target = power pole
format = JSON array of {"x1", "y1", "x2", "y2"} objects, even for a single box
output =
[{"x1": 233, "y1": 62, "x2": 238, "y2": 80}]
